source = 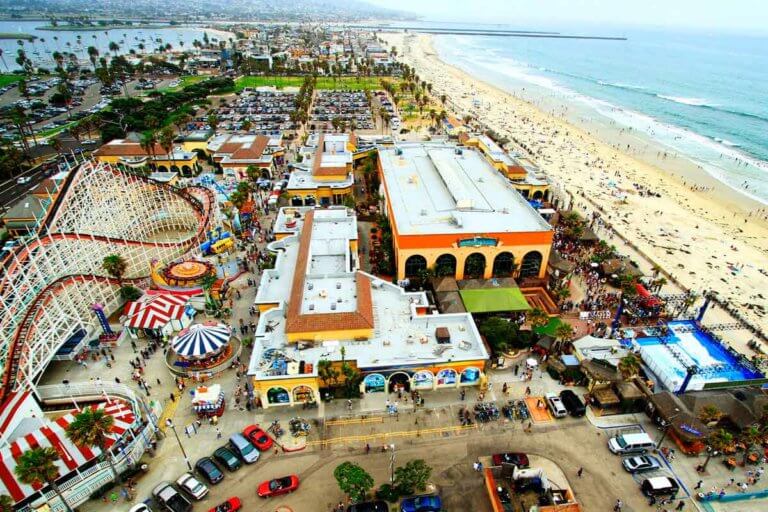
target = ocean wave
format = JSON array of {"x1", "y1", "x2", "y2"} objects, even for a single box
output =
[
  {"x1": 713, "y1": 137, "x2": 742, "y2": 148},
  {"x1": 597, "y1": 81, "x2": 646, "y2": 91},
  {"x1": 656, "y1": 95, "x2": 717, "y2": 107}
]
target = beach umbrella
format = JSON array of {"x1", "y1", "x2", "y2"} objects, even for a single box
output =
[
  {"x1": 172, "y1": 322, "x2": 231, "y2": 358},
  {"x1": 526, "y1": 358, "x2": 539, "y2": 368}
]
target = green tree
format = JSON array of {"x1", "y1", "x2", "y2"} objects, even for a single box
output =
[
  {"x1": 102, "y1": 254, "x2": 127, "y2": 281},
  {"x1": 618, "y1": 354, "x2": 641, "y2": 379},
  {"x1": 0, "y1": 494, "x2": 14, "y2": 512},
  {"x1": 119, "y1": 285, "x2": 143, "y2": 301},
  {"x1": 207, "y1": 112, "x2": 219, "y2": 132},
  {"x1": 200, "y1": 272, "x2": 219, "y2": 312},
  {"x1": 14, "y1": 448, "x2": 73, "y2": 512},
  {"x1": 701, "y1": 428, "x2": 733, "y2": 471},
  {"x1": 159, "y1": 125, "x2": 176, "y2": 171},
  {"x1": 528, "y1": 308, "x2": 549, "y2": 330},
  {"x1": 740, "y1": 425, "x2": 763, "y2": 465},
  {"x1": 341, "y1": 362, "x2": 362, "y2": 398},
  {"x1": 334, "y1": 461, "x2": 374, "y2": 503},
  {"x1": 394, "y1": 459, "x2": 432, "y2": 495},
  {"x1": 318, "y1": 359, "x2": 339, "y2": 388},
  {"x1": 65, "y1": 408, "x2": 118, "y2": 481},
  {"x1": 479, "y1": 317, "x2": 515, "y2": 354},
  {"x1": 553, "y1": 322, "x2": 575, "y2": 352}
]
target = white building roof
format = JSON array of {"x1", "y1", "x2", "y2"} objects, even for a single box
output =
[{"x1": 378, "y1": 142, "x2": 551, "y2": 236}]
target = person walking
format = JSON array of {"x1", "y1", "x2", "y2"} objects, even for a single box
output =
[
  {"x1": 216, "y1": 427, "x2": 222, "y2": 439},
  {"x1": 694, "y1": 480, "x2": 703, "y2": 490},
  {"x1": 675, "y1": 500, "x2": 685, "y2": 511},
  {"x1": 613, "y1": 498, "x2": 623, "y2": 511},
  {"x1": 577, "y1": 467, "x2": 583, "y2": 478}
]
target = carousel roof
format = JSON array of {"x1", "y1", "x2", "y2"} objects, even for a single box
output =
[{"x1": 172, "y1": 323, "x2": 231, "y2": 358}]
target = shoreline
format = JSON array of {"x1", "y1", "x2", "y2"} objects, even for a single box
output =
[
  {"x1": 36, "y1": 24, "x2": 169, "y2": 32},
  {"x1": 382, "y1": 32, "x2": 768, "y2": 332}
]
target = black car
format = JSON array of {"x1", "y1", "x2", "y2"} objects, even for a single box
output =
[
  {"x1": 214, "y1": 446, "x2": 243, "y2": 471},
  {"x1": 195, "y1": 457, "x2": 224, "y2": 484},
  {"x1": 346, "y1": 500, "x2": 389, "y2": 512},
  {"x1": 559, "y1": 389, "x2": 586, "y2": 417},
  {"x1": 491, "y1": 452, "x2": 530, "y2": 468}
]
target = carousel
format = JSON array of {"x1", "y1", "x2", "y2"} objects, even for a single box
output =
[{"x1": 166, "y1": 322, "x2": 241, "y2": 377}]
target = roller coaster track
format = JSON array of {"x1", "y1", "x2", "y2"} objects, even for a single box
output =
[{"x1": 0, "y1": 161, "x2": 215, "y2": 401}]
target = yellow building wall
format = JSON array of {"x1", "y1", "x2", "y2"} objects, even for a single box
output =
[
  {"x1": 252, "y1": 375, "x2": 320, "y2": 407},
  {"x1": 286, "y1": 327, "x2": 374, "y2": 343},
  {"x1": 396, "y1": 243, "x2": 552, "y2": 281},
  {"x1": 287, "y1": 185, "x2": 353, "y2": 202},
  {"x1": 257, "y1": 302, "x2": 280, "y2": 313},
  {"x1": 182, "y1": 140, "x2": 211, "y2": 154},
  {"x1": 95, "y1": 155, "x2": 198, "y2": 169}
]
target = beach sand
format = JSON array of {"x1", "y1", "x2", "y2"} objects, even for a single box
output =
[{"x1": 382, "y1": 32, "x2": 768, "y2": 334}]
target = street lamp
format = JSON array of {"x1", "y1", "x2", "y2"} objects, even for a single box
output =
[
  {"x1": 165, "y1": 419, "x2": 192, "y2": 471},
  {"x1": 656, "y1": 408, "x2": 681, "y2": 450},
  {"x1": 389, "y1": 444, "x2": 396, "y2": 484}
]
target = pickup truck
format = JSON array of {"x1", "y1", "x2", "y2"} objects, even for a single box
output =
[{"x1": 152, "y1": 482, "x2": 192, "y2": 512}]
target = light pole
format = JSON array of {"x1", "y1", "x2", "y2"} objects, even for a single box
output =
[
  {"x1": 166, "y1": 419, "x2": 192, "y2": 471},
  {"x1": 389, "y1": 443, "x2": 396, "y2": 484},
  {"x1": 656, "y1": 408, "x2": 681, "y2": 450}
]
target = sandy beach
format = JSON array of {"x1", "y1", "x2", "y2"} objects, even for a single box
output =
[{"x1": 382, "y1": 32, "x2": 768, "y2": 334}]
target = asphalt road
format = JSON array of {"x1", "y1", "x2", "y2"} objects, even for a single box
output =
[{"x1": 0, "y1": 164, "x2": 49, "y2": 212}]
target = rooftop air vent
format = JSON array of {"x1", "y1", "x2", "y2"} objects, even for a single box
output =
[
  {"x1": 420, "y1": 209, "x2": 428, "y2": 216},
  {"x1": 336, "y1": 282, "x2": 342, "y2": 289},
  {"x1": 308, "y1": 282, "x2": 314, "y2": 290},
  {"x1": 395, "y1": 148, "x2": 403, "y2": 156},
  {"x1": 331, "y1": 303, "x2": 337, "y2": 310},
  {"x1": 455, "y1": 148, "x2": 463, "y2": 155},
  {"x1": 309, "y1": 304, "x2": 315, "y2": 311}
]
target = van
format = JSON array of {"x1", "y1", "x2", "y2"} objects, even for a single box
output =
[
  {"x1": 545, "y1": 393, "x2": 568, "y2": 418},
  {"x1": 640, "y1": 476, "x2": 679, "y2": 498},
  {"x1": 228, "y1": 433, "x2": 259, "y2": 464},
  {"x1": 559, "y1": 389, "x2": 586, "y2": 417},
  {"x1": 608, "y1": 433, "x2": 655, "y2": 455}
]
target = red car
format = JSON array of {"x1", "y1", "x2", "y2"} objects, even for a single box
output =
[
  {"x1": 207, "y1": 497, "x2": 241, "y2": 512},
  {"x1": 243, "y1": 424, "x2": 274, "y2": 451},
  {"x1": 257, "y1": 475, "x2": 299, "y2": 498}
]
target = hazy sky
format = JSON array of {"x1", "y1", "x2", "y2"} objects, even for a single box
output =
[{"x1": 365, "y1": 0, "x2": 768, "y2": 32}]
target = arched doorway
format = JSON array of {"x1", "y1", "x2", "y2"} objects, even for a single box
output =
[
  {"x1": 404, "y1": 255, "x2": 427, "y2": 278},
  {"x1": 260, "y1": 169, "x2": 271, "y2": 179},
  {"x1": 305, "y1": 195, "x2": 316, "y2": 206},
  {"x1": 157, "y1": 165, "x2": 168, "y2": 172},
  {"x1": 388, "y1": 372, "x2": 411, "y2": 393},
  {"x1": 532, "y1": 190, "x2": 544, "y2": 200},
  {"x1": 520, "y1": 251, "x2": 543, "y2": 278},
  {"x1": 182, "y1": 165, "x2": 191, "y2": 175},
  {"x1": 170, "y1": 165, "x2": 180, "y2": 173},
  {"x1": 291, "y1": 196, "x2": 303, "y2": 206},
  {"x1": 463, "y1": 253, "x2": 486, "y2": 279},
  {"x1": 434, "y1": 254, "x2": 457, "y2": 277},
  {"x1": 292, "y1": 385, "x2": 314, "y2": 404},
  {"x1": 267, "y1": 387, "x2": 290, "y2": 405},
  {"x1": 492, "y1": 252, "x2": 515, "y2": 277}
]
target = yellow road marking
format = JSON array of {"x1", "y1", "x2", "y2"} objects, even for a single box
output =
[
  {"x1": 307, "y1": 424, "x2": 476, "y2": 447},
  {"x1": 326, "y1": 416, "x2": 384, "y2": 426}
]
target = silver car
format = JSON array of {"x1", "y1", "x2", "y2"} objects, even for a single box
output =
[{"x1": 622, "y1": 455, "x2": 662, "y2": 473}]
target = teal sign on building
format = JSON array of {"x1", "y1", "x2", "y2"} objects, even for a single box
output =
[{"x1": 458, "y1": 237, "x2": 498, "y2": 247}]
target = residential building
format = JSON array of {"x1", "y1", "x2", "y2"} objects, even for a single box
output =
[{"x1": 208, "y1": 134, "x2": 284, "y2": 180}]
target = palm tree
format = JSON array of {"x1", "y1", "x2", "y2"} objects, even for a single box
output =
[
  {"x1": 140, "y1": 130, "x2": 158, "y2": 169},
  {"x1": 553, "y1": 322, "x2": 575, "y2": 353},
  {"x1": 159, "y1": 125, "x2": 176, "y2": 172},
  {"x1": 200, "y1": 273, "x2": 220, "y2": 313},
  {"x1": 65, "y1": 408, "x2": 118, "y2": 481},
  {"x1": 108, "y1": 41, "x2": 119, "y2": 58},
  {"x1": 618, "y1": 354, "x2": 641, "y2": 379},
  {"x1": 0, "y1": 494, "x2": 13, "y2": 512},
  {"x1": 102, "y1": 254, "x2": 128, "y2": 282},
  {"x1": 528, "y1": 308, "x2": 549, "y2": 330},
  {"x1": 701, "y1": 428, "x2": 733, "y2": 471},
  {"x1": 318, "y1": 359, "x2": 339, "y2": 388},
  {"x1": 87, "y1": 46, "x2": 99, "y2": 71},
  {"x1": 14, "y1": 447, "x2": 73, "y2": 512},
  {"x1": 740, "y1": 424, "x2": 763, "y2": 465}
]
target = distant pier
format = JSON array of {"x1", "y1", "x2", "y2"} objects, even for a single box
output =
[{"x1": 363, "y1": 25, "x2": 627, "y2": 41}]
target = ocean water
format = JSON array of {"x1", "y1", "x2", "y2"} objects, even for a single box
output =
[
  {"x1": 0, "y1": 20, "x2": 222, "y2": 70},
  {"x1": 430, "y1": 27, "x2": 768, "y2": 203}
]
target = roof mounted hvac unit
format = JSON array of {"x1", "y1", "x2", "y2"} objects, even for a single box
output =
[
  {"x1": 395, "y1": 147, "x2": 403, "y2": 156},
  {"x1": 455, "y1": 148, "x2": 463, "y2": 155}
]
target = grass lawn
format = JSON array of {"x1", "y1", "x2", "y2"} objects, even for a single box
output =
[
  {"x1": 534, "y1": 318, "x2": 565, "y2": 337},
  {"x1": 0, "y1": 74, "x2": 24, "y2": 87},
  {"x1": 235, "y1": 75, "x2": 396, "y2": 92}
]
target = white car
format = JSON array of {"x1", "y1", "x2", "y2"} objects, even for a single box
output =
[
  {"x1": 128, "y1": 504, "x2": 153, "y2": 512},
  {"x1": 176, "y1": 472, "x2": 209, "y2": 500},
  {"x1": 545, "y1": 393, "x2": 568, "y2": 418},
  {"x1": 16, "y1": 176, "x2": 31, "y2": 185}
]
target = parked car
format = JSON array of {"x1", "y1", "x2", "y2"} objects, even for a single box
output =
[
  {"x1": 207, "y1": 497, "x2": 242, "y2": 512},
  {"x1": 214, "y1": 446, "x2": 243, "y2": 471},
  {"x1": 559, "y1": 390, "x2": 586, "y2": 417},
  {"x1": 243, "y1": 424, "x2": 274, "y2": 451},
  {"x1": 152, "y1": 482, "x2": 192, "y2": 512},
  {"x1": 229, "y1": 433, "x2": 259, "y2": 463},
  {"x1": 347, "y1": 500, "x2": 389, "y2": 511},
  {"x1": 400, "y1": 494, "x2": 442, "y2": 512},
  {"x1": 622, "y1": 455, "x2": 662, "y2": 473},
  {"x1": 176, "y1": 472, "x2": 209, "y2": 500},
  {"x1": 195, "y1": 457, "x2": 224, "y2": 484},
  {"x1": 491, "y1": 452, "x2": 530, "y2": 468},
  {"x1": 608, "y1": 433, "x2": 655, "y2": 455},
  {"x1": 257, "y1": 475, "x2": 300, "y2": 498},
  {"x1": 545, "y1": 393, "x2": 568, "y2": 418},
  {"x1": 640, "y1": 476, "x2": 679, "y2": 498},
  {"x1": 129, "y1": 504, "x2": 154, "y2": 512}
]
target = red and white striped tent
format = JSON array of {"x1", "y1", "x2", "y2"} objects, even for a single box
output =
[
  {"x1": 0, "y1": 400, "x2": 136, "y2": 503},
  {"x1": 123, "y1": 294, "x2": 190, "y2": 331}
]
